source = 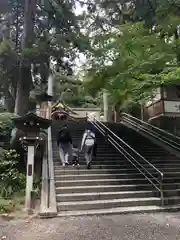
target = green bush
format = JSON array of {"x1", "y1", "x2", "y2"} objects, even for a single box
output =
[
  {"x1": 0, "y1": 197, "x2": 24, "y2": 214},
  {"x1": 0, "y1": 112, "x2": 18, "y2": 137},
  {"x1": 0, "y1": 148, "x2": 26, "y2": 198}
]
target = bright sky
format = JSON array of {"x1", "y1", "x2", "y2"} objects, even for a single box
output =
[{"x1": 73, "y1": 2, "x2": 88, "y2": 72}]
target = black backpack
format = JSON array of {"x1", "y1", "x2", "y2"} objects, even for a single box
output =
[
  {"x1": 86, "y1": 130, "x2": 95, "y2": 140},
  {"x1": 58, "y1": 129, "x2": 69, "y2": 143}
]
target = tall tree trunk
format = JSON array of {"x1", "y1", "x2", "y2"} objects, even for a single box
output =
[
  {"x1": 4, "y1": 89, "x2": 15, "y2": 112},
  {"x1": 14, "y1": 0, "x2": 37, "y2": 115},
  {"x1": 15, "y1": 65, "x2": 32, "y2": 115}
]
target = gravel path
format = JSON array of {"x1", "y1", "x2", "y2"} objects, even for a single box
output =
[{"x1": 1, "y1": 213, "x2": 180, "y2": 240}]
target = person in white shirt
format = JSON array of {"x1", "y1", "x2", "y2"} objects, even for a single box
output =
[{"x1": 81, "y1": 129, "x2": 96, "y2": 169}]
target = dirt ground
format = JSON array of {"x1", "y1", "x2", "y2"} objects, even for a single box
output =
[{"x1": 1, "y1": 212, "x2": 180, "y2": 240}]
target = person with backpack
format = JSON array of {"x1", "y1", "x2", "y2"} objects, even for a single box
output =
[
  {"x1": 57, "y1": 124, "x2": 72, "y2": 167},
  {"x1": 80, "y1": 127, "x2": 96, "y2": 169}
]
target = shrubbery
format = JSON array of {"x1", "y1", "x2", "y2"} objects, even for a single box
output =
[
  {"x1": 0, "y1": 111, "x2": 41, "y2": 213},
  {"x1": 0, "y1": 112, "x2": 26, "y2": 214},
  {"x1": 0, "y1": 148, "x2": 26, "y2": 198},
  {"x1": 0, "y1": 112, "x2": 18, "y2": 149},
  {"x1": 0, "y1": 112, "x2": 17, "y2": 136}
]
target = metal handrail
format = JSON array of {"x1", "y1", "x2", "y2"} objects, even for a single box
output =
[
  {"x1": 121, "y1": 115, "x2": 180, "y2": 152},
  {"x1": 93, "y1": 118, "x2": 163, "y2": 175},
  {"x1": 88, "y1": 117, "x2": 164, "y2": 206},
  {"x1": 122, "y1": 112, "x2": 180, "y2": 142},
  {"x1": 122, "y1": 116, "x2": 180, "y2": 147},
  {"x1": 123, "y1": 117, "x2": 180, "y2": 152}
]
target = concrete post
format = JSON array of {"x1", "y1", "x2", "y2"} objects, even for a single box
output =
[
  {"x1": 47, "y1": 74, "x2": 53, "y2": 97},
  {"x1": 47, "y1": 58, "x2": 54, "y2": 118},
  {"x1": 140, "y1": 104, "x2": 144, "y2": 121},
  {"x1": 103, "y1": 90, "x2": 109, "y2": 122},
  {"x1": 25, "y1": 145, "x2": 35, "y2": 210}
]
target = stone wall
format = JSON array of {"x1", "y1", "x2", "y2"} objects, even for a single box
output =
[{"x1": 71, "y1": 108, "x2": 101, "y2": 120}]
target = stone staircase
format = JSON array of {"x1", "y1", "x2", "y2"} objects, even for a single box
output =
[
  {"x1": 51, "y1": 120, "x2": 180, "y2": 217},
  {"x1": 109, "y1": 122, "x2": 180, "y2": 202}
]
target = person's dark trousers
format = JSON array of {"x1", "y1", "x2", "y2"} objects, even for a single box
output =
[{"x1": 93, "y1": 142, "x2": 97, "y2": 157}]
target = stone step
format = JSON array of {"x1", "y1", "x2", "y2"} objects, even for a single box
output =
[
  {"x1": 54, "y1": 168, "x2": 180, "y2": 175},
  {"x1": 54, "y1": 165, "x2": 129, "y2": 170},
  {"x1": 53, "y1": 161, "x2": 128, "y2": 166},
  {"x1": 53, "y1": 157, "x2": 180, "y2": 162},
  {"x1": 53, "y1": 149, "x2": 119, "y2": 153},
  {"x1": 164, "y1": 183, "x2": 180, "y2": 190},
  {"x1": 55, "y1": 172, "x2": 180, "y2": 181},
  {"x1": 53, "y1": 158, "x2": 180, "y2": 164},
  {"x1": 53, "y1": 151, "x2": 121, "y2": 155},
  {"x1": 53, "y1": 162, "x2": 180, "y2": 170},
  {"x1": 54, "y1": 168, "x2": 130, "y2": 174},
  {"x1": 53, "y1": 154, "x2": 123, "y2": 158},
  {"x1": 53, "y1": 156, "x2": 180, "y2": 162},
  {"x1": 54, "y1": 161, "x2": 180, "y2": 166},
  {"x1": 55, "y1": 175, "x2": 180, "y2": 186},
  {"x1": 53, "y1": 164, "x2": 180, "y2": 171},
  {"x1": 53, "y1": 148, "x2": 176, "y2": 156},
  {"x1": 57, "y1": 197, "x2": 161, "y2": 211},
  {"x1": 53, "y1": 152, "x2": 178, "y2": 161},
  {"x1": 55, "y1": 178, "x2": 149, "y2": 187},
  {"x1": 143, "y1": 157, "x2": 180, "y2": 160},
  {"x1": 55, "y1": 173, "x2": 150, "y2": 181},
  {"x1": 56, "y1": 190, "x2": 157, "y2": 202},
  {"x1": 53, "y1": 159, "x2": 126, "y2": 164},
  {"x1": 137, "y1": 159, "x2": 180, "y2": 162},
  {"x1": 164, "y1": 177, "x2": 180, "y2": 183},
  {"x1": 53, "y1": 153, "x2": 123, "y2": 158},
  {"x1": 52, "y1": 122, "x2": 180, "y2": 216},
  {"x1": 55, "y1": 184, "x2": 153, "y2": 194},
  {"x1": 56, "y1": 204, "x2": 180, "y2": 217},
  {"x1": 89, "y1": 160, "x2": 180, "y2": 165}
]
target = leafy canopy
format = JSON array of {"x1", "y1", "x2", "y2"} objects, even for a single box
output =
[{"x1": 84, "y1": 20, "x2": 180, "y2": 108}]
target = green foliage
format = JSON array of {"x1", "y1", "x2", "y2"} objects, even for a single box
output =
[
  {"x1": 54, "y1": 76, "x2": 101, "y2": 108},
  {"x1": 0, "y1": 148, "x2": 26, "y2": 198},
  {"x1": 0, "y1": 199, "x2": 17, "y2": 213},
  {"x1": 2, "y1": 0, "x2": 180, "y2": 114},
  {"x1": 0, "y1": 112, "x2": 17, "y2": 139},
  {"x1": 84, "y1": 16, "x2": 180, "y2": 110},
  {"x1": 0, "y1": 194, "x2": 24, "y2": 213},
  {"x1": 0, "y1": 0, "x2": 90, "y2": 113}
]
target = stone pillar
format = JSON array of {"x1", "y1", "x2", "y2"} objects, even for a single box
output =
[
  {"x1": 25, "y1": 145, "x2": 35, "y2": 210},
  {"x1": 103, "y1": 90, "x2": 109, "y2": 122},
  {"x1": 140, "y1": 104, "x2": 144, "y2": 121}
]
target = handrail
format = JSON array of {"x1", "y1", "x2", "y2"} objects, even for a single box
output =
[
  {"x1": 122, "y1": 112, "x2": 180, "y2": 142},
  {"x1": 92, "y1": 118, "x2": 163, "y2": 175},
  {"x1": 122, "y1": 116, "x2": 180, "y2": 147},
  {"x1": 121, "y1": 114, "x2": 180, "y2": 152},
  {"x1": 88, "y1": 116, "x2": 164, "y2": 206},
  {"x1": 123, "y1": 117, "x2": 180, "y2": 152}
]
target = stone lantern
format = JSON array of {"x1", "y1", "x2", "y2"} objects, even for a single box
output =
[{"x1": 11, "y1": 112, "x2": 51, "y2": 211}]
